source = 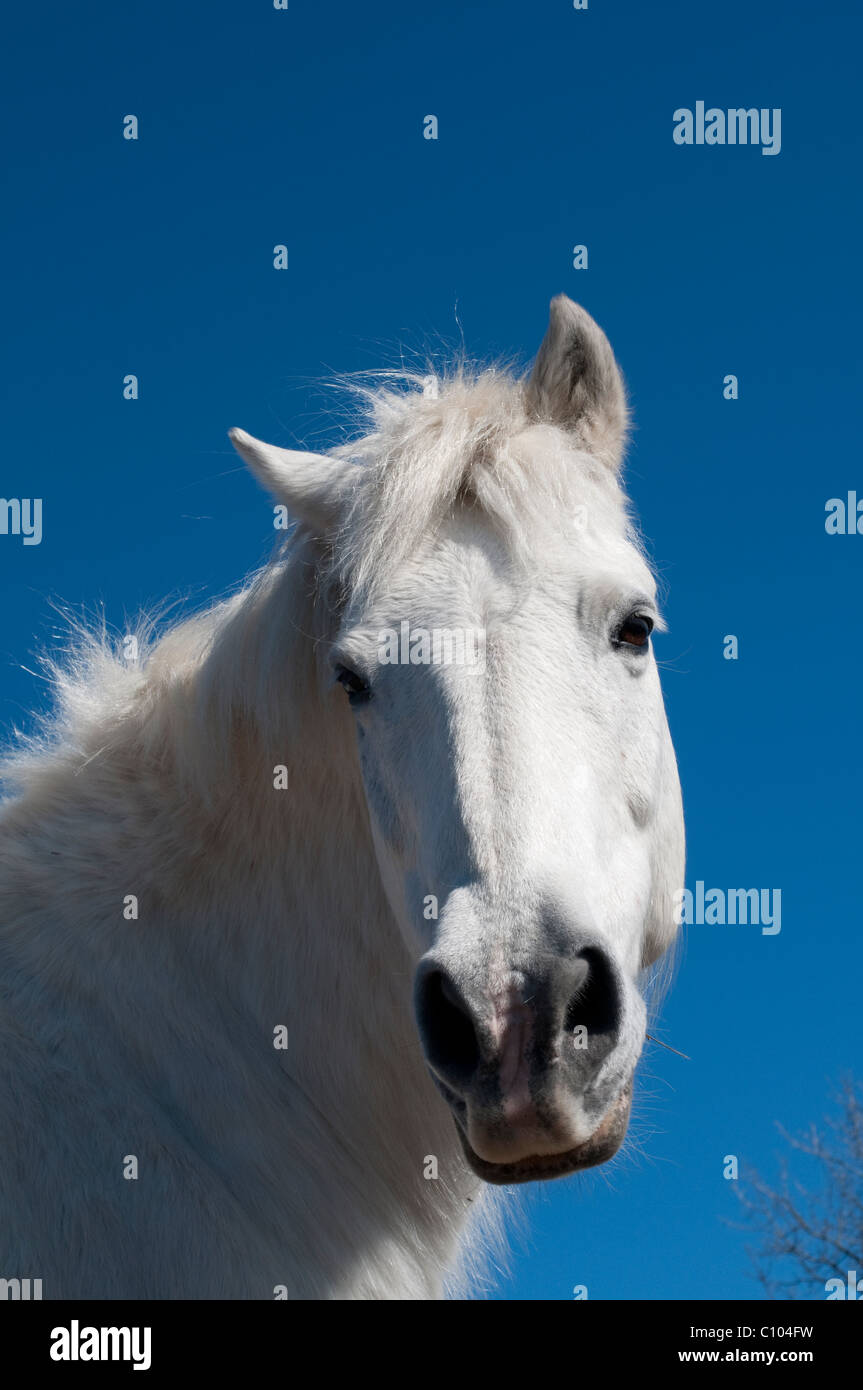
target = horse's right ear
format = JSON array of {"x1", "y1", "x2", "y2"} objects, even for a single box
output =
[{"x1": 229, "y1": 429, "x2": 357, "y2": 531}]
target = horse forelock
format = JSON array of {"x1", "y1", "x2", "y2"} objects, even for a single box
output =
[{"x1": 321, "y1": 365, "x2": 639, "y2": 604}]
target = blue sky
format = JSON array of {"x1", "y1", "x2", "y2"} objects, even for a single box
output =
[{"x1": 2, "y1": 0, "x2": 860, "y2": 1299}]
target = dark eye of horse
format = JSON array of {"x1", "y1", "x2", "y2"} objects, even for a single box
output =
[
  {"x1": 615, "y1": 614, "x2": 654, "y2": 649},
  {"x1": 334, "y1": 665, "x2": 371, "y2": 704}
]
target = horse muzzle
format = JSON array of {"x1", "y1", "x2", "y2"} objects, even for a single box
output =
[{"x1": 414, "y1": 944, "x2": 640, "y2": 1182}]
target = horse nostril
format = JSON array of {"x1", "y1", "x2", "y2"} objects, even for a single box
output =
[
  {"x1": 564, "y1": 948, "x2": 620, "y2": 1039},
  {"x1": 415, "y1": 969, "x2": 480, "y2": 1090}
]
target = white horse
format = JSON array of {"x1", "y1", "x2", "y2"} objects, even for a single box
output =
[{"x1": 0, "y1": 297, "x2": 684, "y2": 1300}]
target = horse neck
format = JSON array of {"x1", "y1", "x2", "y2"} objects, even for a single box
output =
[{"x1": 167, "y1": 545, "x2": 481, "y2": 1294}]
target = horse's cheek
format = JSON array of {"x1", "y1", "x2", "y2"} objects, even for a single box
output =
[{"x1": 357, "y1": 750, "x2": 407, "y2": 861}]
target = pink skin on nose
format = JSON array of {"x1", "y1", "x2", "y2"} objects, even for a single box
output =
[{"x1": 488, "y1": 978, "x2": 538, "y2": 1128}]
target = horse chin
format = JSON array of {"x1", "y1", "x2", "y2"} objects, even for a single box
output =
[{"x1": 454, "y1": 1083, "x2": 633, "y2": 1186}]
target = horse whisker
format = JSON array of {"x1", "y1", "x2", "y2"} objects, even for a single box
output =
[{"x1": 645, "y1": 1033, "x2": 691, "y2": 1060}]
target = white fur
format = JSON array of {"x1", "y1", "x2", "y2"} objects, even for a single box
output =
[{"x1": 0, "y1": 298, "x2": 684, "y2": 1299}]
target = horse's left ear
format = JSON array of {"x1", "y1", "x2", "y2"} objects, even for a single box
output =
[
  {"x1": 526, "y1": 296, "x2": 629, "y2": 471},
  {"x1": 229, "y1": 429, "x2": 356, "y2": 531}
]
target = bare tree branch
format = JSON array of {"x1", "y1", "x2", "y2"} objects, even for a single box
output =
[{"x1": 734, "y1": 1077, "x2": 863, "y2": 1299}]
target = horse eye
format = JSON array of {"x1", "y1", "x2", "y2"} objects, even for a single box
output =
[
  {"x1": 615, "y1": 614, "x2": 654, "y2": 649},
  {"x1": 334, "y1": 664, "x2": 371, "y2": 704}
]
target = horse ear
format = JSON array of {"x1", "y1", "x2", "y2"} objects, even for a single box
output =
[
  {"x1": 229, "y1": 429, "x2": 356, "y2": 531},
  {"x1": 526, "y1": 296, "x2": 628, "y2": 470}
]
